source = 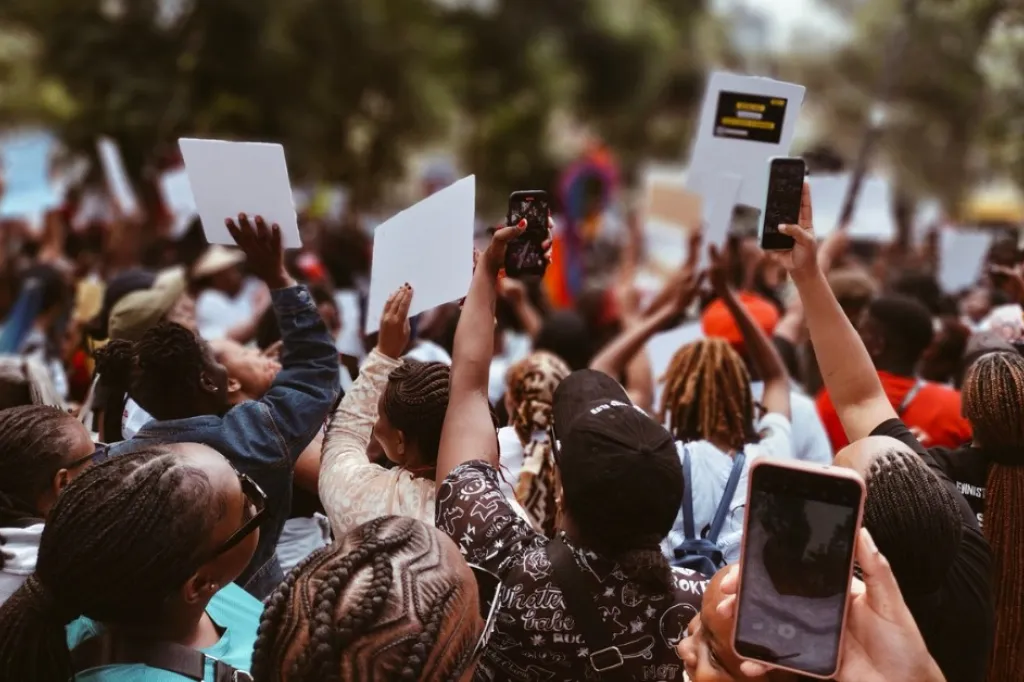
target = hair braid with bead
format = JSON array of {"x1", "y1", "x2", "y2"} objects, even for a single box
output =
[
  {"x1": 659, "y1": 338, "x2": 758, "y2": 452},
  {"x1": 962, "y1": 352, "x2": 1024, "y2": 682},
  {"x1": 382, "y1": 360, "x2": 451, "y2": 464},
  {"x1": 0, "y1": 447, "x2": 221, "y2": 682},
  {"x1": 252, "y1": 516, "x2": 483, "y2": 682}
]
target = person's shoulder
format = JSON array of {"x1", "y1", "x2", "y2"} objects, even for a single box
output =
[
  {"x1": 929, "y1": 445, "x2": 986, "y2": 477},
  {"x1": 68, "y1": 664, "x2": 190, "y2": 681},
  {"x1": 921, "y1": 382, "x2": 964, "y2": 405},
  {"x1": 669, "y1": 567, "x2": 710, "y2": 597},
  {"x1": 208, "y1": 583, "x2": 263, "y2": 625}
]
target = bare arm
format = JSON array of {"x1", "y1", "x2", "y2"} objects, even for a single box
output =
[{"x1": 436, "y1": 223, "x2": 525, "y2": 490}]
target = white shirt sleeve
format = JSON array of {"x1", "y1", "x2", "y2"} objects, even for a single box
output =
[
  {"x1": 788, "y1": 392, "x2": 833, "y2": 465},
  {"x1": 195, "y1": 291, "x2": 235, "y2": 340},
  {"x1": 754, "y1": 412, "x2": 794, "y2": 461}
]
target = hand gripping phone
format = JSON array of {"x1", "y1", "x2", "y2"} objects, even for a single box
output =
[
  {"x1": 759, "y1": 157, "x2": 806, "y2": 251},
  {"x1": 504, "y1": 190, "x2": 550, "y2": 278}
]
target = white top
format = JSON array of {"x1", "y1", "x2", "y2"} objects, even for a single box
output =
[
  {"x1": 122, "y1": 397, "x2": 154, "y2": 440},
  {"x1": 404, "y1": 340, "x2": 452, "y2": 365},
  {"x1": 751, "y1": 382, "x2": 832, "y2": 465},
  {"x1": 662, "y1": 412, "x2": 794, "y2": 565},
  {"x1": 0, "y1": 523, "x2": 43, "y2": 607},
  {"x1": 497, "y1": 426, "x2": 525, "y2": 501},
  {"x1": 196, "y1": 278, "x2": 265, "y2": 341}
]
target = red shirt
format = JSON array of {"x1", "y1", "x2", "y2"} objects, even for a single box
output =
[{"x1": 816, "y1": 371, "x2": 972, "y2": 451}]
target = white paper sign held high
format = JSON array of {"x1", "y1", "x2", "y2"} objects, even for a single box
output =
[
  {"x1": 365, "y1": 176, "x2": 476, "y2": 334},
  {"x1": 178, "y1": 138, "x2": 301, "y2": 248}
]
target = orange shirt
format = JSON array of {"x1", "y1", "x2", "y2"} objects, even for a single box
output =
[{"x1": 816, "y1": 371, "x2": 972, "y2": 451}]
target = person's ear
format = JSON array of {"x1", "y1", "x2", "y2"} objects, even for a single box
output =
[
  {"x1": 53, "y1": 468, "x2": 73, "y2": 496},
  {"x1": 226, "y1": 377, "x2": 242, "y2": 395},
  {"x1": 396, "y1": 430, "x2": 407, "y2": 457},
  {"x1": 199, "y1": 371, "x2": 219, "y2": 395},
  {"x1": 181, "y1": 569, "x2": 219, "y2": 606}
]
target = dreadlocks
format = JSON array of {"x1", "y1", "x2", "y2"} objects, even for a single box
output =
[
  {"x1": 0, "y1": 406, "x2": 80, "y2": 532},
  {"x1": 0, "y1": 447, "x2": 221, "y2": 682},
  {"x1": 251, "y1": 516, "x2": 481, "y2": 682},
  {"x1": 94, "y1": 321, "x2": 210, "y2": 424},
  {"x1": 381, "y1": 360, "x2": 451, "y2": 464},
  {"x1": 962, "y1": 352, "x2": 1024, "y2": 681},
  {"x1": 659, "y1": 338, "x2": 757, "y2": 452}
]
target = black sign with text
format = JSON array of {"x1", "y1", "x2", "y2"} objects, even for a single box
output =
[{"x1": 713, "y1": 91, "x2": 788, "y2": 144}]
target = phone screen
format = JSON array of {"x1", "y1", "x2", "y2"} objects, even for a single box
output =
[
  {"x1": 505, "y1": 191, "x2": 549, "y2": 277},
  {"x1": 761, "y1": 158, "x2": 805, "y2": 250},
  {"x1": 735, "y1": 465, "x2": 862, "y2": 677}
]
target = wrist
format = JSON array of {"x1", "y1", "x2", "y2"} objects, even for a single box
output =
[
  {"x1": 789, "y1": 267, "x2": 825, "y2": 288},
  {"x1": 264, "y1": 270, "x2": 296, "y2": 290}
]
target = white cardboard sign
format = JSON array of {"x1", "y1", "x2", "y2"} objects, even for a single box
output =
[
  {"x1": 97, "y1": 137, "x2": 139, "y2": 217},
  {"x1": 688, "y1": 72, "x2": 806, "y2": 209},
  {"x1": 807, "y1": 173, "x2": 896, "y2": 242},
  {"x1": 938, "y1": 228, "x2": 993, "y2": 294},
  {"x1": 178, "y1": 138, "x2": 301, "y2": 248},
  {"x1": 159, "y1": 168, "x2": 198, "y2": 239},
  {"x1": 0, "y1": 131, "x2": 60, "y2": 219},
  {"x1": 365, "y1": 175, "x2": 476, "y2": 334}
]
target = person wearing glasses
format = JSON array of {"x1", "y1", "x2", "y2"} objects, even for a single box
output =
[
  {"x1": 0, "y1": 442, "x2": 267, "y2": 681},
  {"x1": 94, "y1": 216, "x2": 340, "y2": 599},
  {"x1": 0, "y1": 404, "x2": 107, "y2": 606},
  {"x1": 251, "y1": 515, "x2": 499, "y2": 682},
  {"x1": 434, "y1": 224, "x2": 708, "y2": 680}
]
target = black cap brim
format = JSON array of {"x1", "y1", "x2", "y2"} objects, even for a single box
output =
[{"x1": 553, "y1": 369, "x2": 631, "y2": 436}]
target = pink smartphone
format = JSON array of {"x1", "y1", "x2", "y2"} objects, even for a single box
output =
[{"x1": 733, "y1": 459, "x2": 866, "y2": 679}]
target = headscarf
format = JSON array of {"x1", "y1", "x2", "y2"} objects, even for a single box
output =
[{"x1": 506, "y1": 352, "x2": 570, "y2": 536}]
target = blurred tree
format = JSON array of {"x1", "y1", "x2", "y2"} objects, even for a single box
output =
[{"x1": 786, "y1": 0, "x2": 1014, "y2": 209}]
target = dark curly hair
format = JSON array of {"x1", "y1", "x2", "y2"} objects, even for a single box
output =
[
  {"x1": 0, "y1": 447, "x2": 222, "y2": 682},
  {"x1": 381, "y1": 360, "x2": 451, "y2": 464},
  {"x1": 251, "y1": 516, "x2": 481, "y2": 682}
]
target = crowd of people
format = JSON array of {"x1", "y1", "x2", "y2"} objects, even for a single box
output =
[{"x1": 0, "y1": 170, "x2": 1017, "y2": 682}]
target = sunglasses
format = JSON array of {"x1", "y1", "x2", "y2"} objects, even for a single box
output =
[
  {"x1": 206, "y1": 471, "x2": 267, "y2": 561},
  {"x1": 65, "y1": 442, "x2": 111, "y2": 471},
  {"x1": 469, "y1": 564, "x2": 504, "y2": 662}
]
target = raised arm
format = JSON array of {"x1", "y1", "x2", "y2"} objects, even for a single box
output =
[
  {"x1": 436, "y1": 222, "x2": 527, "y2": 490},
  {"x1": 769, "y1": 184, "x2": 897, "y2": 441}
]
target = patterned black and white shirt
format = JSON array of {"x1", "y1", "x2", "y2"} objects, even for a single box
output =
[{"x1": 437, "y1": 461, "x2": 708, "y2": 682}]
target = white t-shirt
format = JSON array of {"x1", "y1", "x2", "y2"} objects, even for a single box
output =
[
  {"x1": 662, "y1": 412, "x2": 794, "y2": 565},
  {"x1": 751, "y1": 382, "x2": 832, "y2": 465},
  {"x1": 497, "y1": 426, "x2": 524, "y2": 501},
  {"x1": 404, "y1": 340, "x2": 452, "y2": 365},
  {"x1": 122, "y1": 397, "x2": 154, "y2": 439},
  {"x1": 196, "y1": 278, "x2": 265, "y2": 341}
]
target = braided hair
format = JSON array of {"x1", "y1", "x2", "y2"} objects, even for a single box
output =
[
  {"x1": 961, "y1": 352, "x2": 1024, "y2": 681},
  {"x1": 381, "y1": 360, "x2": 451, "y2": 464},
  {"x1": 0, "y1": 447, "x2": 223, "y2": 682},
  {"x1": 659, "y1": 338, "x2": 758, "y2": 452},
  {"x1": 0, "y1": 406, "x2": 81, "y2": 537},
  {"x1": 94, "y1": 321, "x2": 210, "y2": 424},
  {"x1": 251, "y1": 516, "x2": 481, "y2": 682}
]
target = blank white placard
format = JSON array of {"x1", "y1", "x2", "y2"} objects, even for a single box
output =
[
  {"x1": 938, "y1": 228, "x2": 993, "y2": 294},
  {"x1": 695, "y1": 172, "x2": 743, "y2": 270},
  {"x1": 97, "y1": 137, "x2": 139, "y2": 216},
  {"x1": 365, "y1": 175, "x2": 476, "y2": 334},
  {"x1": 178, "y1": 138, "x2": 301, "y2": 248},
  {"x1": 807, "y1": 173, "x2": 896, "y2": 242},
  {"x1": 160, "y1": 168, "x2": 197, "y2": 239},
  {"x1": 648, "y1": 321, "x2": 705, "y2": 413}
]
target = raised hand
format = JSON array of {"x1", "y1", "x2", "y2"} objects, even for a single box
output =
[
  {"x1": 765, "y1": 182, "x2": 818, "y2": 279},
  {"x1": 225, "y1": 214, "x2": 294, "y2": 290},
  {"x1": 377, "y1": 284, "x2": 414, "y2": 359}
]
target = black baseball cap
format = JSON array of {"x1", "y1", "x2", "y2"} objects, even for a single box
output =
[{"x1": 552, "y1": 370, "x2": 683, "y2": 551}]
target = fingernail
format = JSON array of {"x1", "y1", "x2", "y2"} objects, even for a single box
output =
[
  {"x1": 224, "y1": 218, "x2": 232, "y2": 227},
  {"x1": 518, "y1": 219, "x2": 527, "y2": 228}
]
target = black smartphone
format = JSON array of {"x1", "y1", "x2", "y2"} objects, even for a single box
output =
[
  {"x1": 759, "y1": 157, "x2": 806, "y2": 251},
  {"x1": 504, "y1": 190, "x2": 549, "y2": 278},
  {"x1": 734, "y1": 460, "x2": 865, "y2": 679}
]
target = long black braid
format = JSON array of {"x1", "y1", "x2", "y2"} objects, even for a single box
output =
[
  {"x1": 94, "y1": 321, "x2": 208, "y2": 422},
  {"x1": 381, "y1": 360, "x2": 451, "y2": 464},
  {"x1": 0, "y1": 448, "x2": 221, "y2": 682},
  {"x1": 0, "y1": 406, "x2": 79, "y2": 533},
  {"x1": 252, "y1": 516, "x2": 478, "y2": 682}
]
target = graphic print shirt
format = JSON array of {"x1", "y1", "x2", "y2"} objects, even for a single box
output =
[{"x1": 437, "y1": 461, "x2": 708, "y2": 682}]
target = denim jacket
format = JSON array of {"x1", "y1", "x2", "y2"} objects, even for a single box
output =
[{"x1": 109, "y1": 285, "x2": 340, "y2": 599}]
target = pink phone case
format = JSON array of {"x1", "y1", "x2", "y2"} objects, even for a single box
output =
[{"x1": 732, "y1": 459, "x2": 866, "y2": 680}]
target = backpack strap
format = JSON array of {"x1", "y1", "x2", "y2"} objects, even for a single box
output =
[
  {"x1": 681, "y1": 446, "x2": 697, "y2": 541},
  {"x1": 545, "y1": 536, "x2": 632, "y2": 680},
  {"x1": 71, "y1": 631, "x2": 252, "y2": 682},
  {"x1": 897, "y1": 379, "x2": 927, "y2": 417},
  {"x1": 706, "y1": 452, "x2": 747, "y2": 545}
]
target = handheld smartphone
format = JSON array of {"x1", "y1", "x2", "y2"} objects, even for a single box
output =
[
  {"x1": 504, "y1": 190, "x2": 550, "y2": 278},
  {"x1": 759, "y1": 157, "x2": 806, "y2": 251},
  {"x1": 733, "y1": 460, "x2": 865, "y2": 679}
]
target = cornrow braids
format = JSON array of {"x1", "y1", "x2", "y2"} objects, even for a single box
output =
[
  {"x1": 382, "y1": 360, "x2": 451, "y2": 465},
  {"x1": 252, "y1": 516, "x2": 482, "y2": 682},
  {"x1": 962, "y1": 353, "x2": 1024, "y2": 681},
  {"x1": 0, "y1": 406, "x2": 80, "y2": 531},
  {"x1": 659, "y1": 338, "x2": 757, "y2": 453},
  {"x1": 0, "y1": 447, "x2": 221, "y2": 682}
]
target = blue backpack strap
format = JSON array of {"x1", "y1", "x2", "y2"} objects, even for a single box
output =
[
  {"x1": 681, "y1": 446, "x2": 697, "y2": 541},
  {"x1": 706, "y1": 451, "x2": 747, "y2": 544}
]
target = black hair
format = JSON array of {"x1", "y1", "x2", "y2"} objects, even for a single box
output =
[
  {"x1": 892, "y1": 271, "x2": 944, "y2": 317},
  {"x1": 94, "y1": 321, "x2": 209, "y2": 423},
  {"x1": 535, "y1": 311, "x2": 594, "y2": 371},
  {"x1": 381, "y1": 360, "x2": 450, "y2": 465},
  {"x1": 0, "y1": 406, "x2": 79, "y2": 532},
  {"x1": 255, "y1": 307, "x2": 281, "y2": 351},
  {"x1": 863, "y1": 447, "x2": 963, "y2": 596},
  {"x1": 0, "y1": 448, "x2": 221, "y2": 681},
  {"x1": 867, "y1": 295, "x2": 935, "y2": 369}
]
